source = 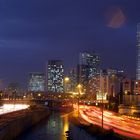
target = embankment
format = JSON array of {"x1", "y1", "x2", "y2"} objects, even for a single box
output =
[{"x1": 0, "y1": 106, "x2": 49, "y2": 140}]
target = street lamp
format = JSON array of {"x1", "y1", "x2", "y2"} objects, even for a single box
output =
[
  {"x1": 77, "y1": 84, "x2": 82, "y2": 117},
  {"x1": 64, "y1": 77, "x2": 70, "y2": 93},
  {"x1": 102, "y1": 91, "x2": 103, "y2": 131}
]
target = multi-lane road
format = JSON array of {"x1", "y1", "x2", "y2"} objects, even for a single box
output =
[{"x1": 78, "y1": 105, "x2": 140, "y2": 139}]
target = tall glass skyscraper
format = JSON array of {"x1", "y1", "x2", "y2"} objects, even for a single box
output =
[
  {"x1": 136, "y1": 23, "x2": 140, "y2": 80},
  {"x1": 78, "y1": 52, "x2": 100, "y2": 91},
  {"x1": 47, "y1": 60, "x2": 64, "y2": 93},
  {"x1": 79, "y1": 52, "x2": 100, "y2": 79}
]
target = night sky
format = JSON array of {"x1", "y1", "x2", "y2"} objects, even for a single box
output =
[{"x1": 0, "y1": 0, "x2": 139, "y2": 89}]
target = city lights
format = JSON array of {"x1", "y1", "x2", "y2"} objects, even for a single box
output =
[
  {"x1": 0, "y1": 104, "x2": 29, "y2": 115},
  {"x1": 0, "y1": 1, "x2": 139, "y2": 140},
  {"x1": 79, "y1": 105, "x2": 140, "y2": 139}
]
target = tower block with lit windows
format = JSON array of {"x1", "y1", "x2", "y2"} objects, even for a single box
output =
[
  {"x1": 78, "y1": 52, "x2": 100, "y2": 92},
  {"x1": 136, "y1": 23, "x2": 140, "y2": 80},
  {"x1": 47, "y1": 60, "x2": 64, "y2": 93},
  {"x1": 28, "y1": 73, "x2": 45, "y2": 92},
  {"x1": 119, "y1": 24, "x2": 140, "y2": 115},
  {"x1": 135, "y1": 23, "x2": 140, "y2": 95}
]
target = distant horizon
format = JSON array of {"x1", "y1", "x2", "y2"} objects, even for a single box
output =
[{"x1": 0, "y1": 50, "x2": 136, "y2": 90}]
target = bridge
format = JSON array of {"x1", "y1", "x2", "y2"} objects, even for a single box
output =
[
  {"x1": 0, "y1": 99, "x2": 74, "y2": 110},
  {"x1": 1, "y1": 99, "x2": 31, "y2": 105}
]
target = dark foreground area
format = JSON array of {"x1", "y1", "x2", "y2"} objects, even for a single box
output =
[
  {"x1": 16, "y1": 111, "x2": 69, "y2": 140},
  {"x1": 15, "y1": 110, "x2": 135, "y2": 140}
]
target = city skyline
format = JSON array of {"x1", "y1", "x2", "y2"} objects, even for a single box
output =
[{"x1": 0, "y1": 0, "x2": 139, "y2": 88}]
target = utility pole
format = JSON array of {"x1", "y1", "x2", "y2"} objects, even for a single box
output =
[
  {"x1": 102, "y1": 90, "x2": 103, "y2": 130},
  {"x1": 77, "y1": 84, "x2": 82, "y2": 118},
  {"x1": 100, "y1": 70, "x2": 103, "y2": 130}
]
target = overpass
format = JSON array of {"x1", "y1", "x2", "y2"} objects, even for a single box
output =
[
  {"x1": 1, "y1": 99, "x2": 31, "y2": 105},
  {"x1": 1, "y1": 99, "x2": 73, "y2": 109}
]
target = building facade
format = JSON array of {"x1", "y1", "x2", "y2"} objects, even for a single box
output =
[
  {"x1": 77, "y1": 64, "x2": 88, "y2": 89},
  {"x1": 79, "y1": 52, "x2": 100, "y2": 79},
  {"x1": 122, "y1": 78, "x2": 133, "y2": 94},
  {"x1": 78, "y1": 52, "x2": 100, "y2": 92},
  {"x1": 28, "y1": 73, "x2": 45, "y2": 92},
  {"x1": 136, "y1": 23, "x2": 140, "y2": 80},
  {"x1": 47, "y1": 60, "x2": 64, "y2": 93},
  {"x1": 134, "y1": 80, "x2": 140, "y2": 95},
  {"x1": 68, "y1": 68, "x2": 77, "y2": 92}
]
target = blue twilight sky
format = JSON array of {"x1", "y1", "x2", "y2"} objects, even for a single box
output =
[{"x1": 0, "y1": 0, "x2": 139, "y2": 89}]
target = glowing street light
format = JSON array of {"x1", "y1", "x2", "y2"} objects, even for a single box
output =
[
  {"x1": 64, "y1": 77, "x2": 70, "y2": 82},
  {"x1": 38, "y1": 93, "x2": 41, "y2": 97},
  {"x1": 101, "y1": 91, "x2": 103, "y2": 131},
  {"x1": 77, "y1": 84, "x2": 82, "y2": 117},
  {"x1": 77, "y1": 84, "x2": 82, "y2": 89},
  {"x1": 64, "y1": 77, "x2": 70, "y2": 93}
]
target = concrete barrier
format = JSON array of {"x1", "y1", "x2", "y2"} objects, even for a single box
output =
[{"x1": 0, "y1": 107, "x2": 49, "y2": 140}]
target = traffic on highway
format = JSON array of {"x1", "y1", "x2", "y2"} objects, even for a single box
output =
[{"x1": 75, "y1": 105, "x2": 140, "y2": 139}]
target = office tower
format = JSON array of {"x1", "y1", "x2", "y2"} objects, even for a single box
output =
[
  {"x1": 7, "y1": 82, "x2": 21, "y2": 99},
  {"x1": 86, "y1": 75, "x2": 100, "y2": 100},
  {"x1": 78, "y1": 52, "x2": 100, "y2": 92},
  {"x1": 79, "y1": 52, "x2": 100, "y2": 79},
  {"x1": 104, "y1": 69, "x2": 117, "y2": 76},
  {"x1": 134, "y1": 80, "x2": 140, "y2": 94},
  {"x1": 28, "y1": 73, "x2": 45, "y2": 92},
  {"x1": 77, "y1": 64, "x2": 88, "y2": 89},
  {"x1": 136, "y1": 23, "x2": 140, "y2": 80},
  {"x1": 8, "y1": 82, "x2": 20, "y2": 92},
  {"x1": 93, "y1": 69, "x2": 123, "y2": 101},
  {"x1": 47, "y1": 60, "x2": 64, "y2": 93},
  {"x1": 96, "y1": 73, "x2": 109, "y2": 100},
  {"x1": 68, "y1": 68, "x2": 77, "y2": 92},
  {"x1": 122, "y1": 78, "x2": 132, "y2": 94}
]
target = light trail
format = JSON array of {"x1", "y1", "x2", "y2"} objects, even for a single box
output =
[
  {"x1": 0, "y1": 104, "x2": 29, "y2": 115},
  {"x1": 76, "y1": 105, "x2": 140, "y2": 139}
]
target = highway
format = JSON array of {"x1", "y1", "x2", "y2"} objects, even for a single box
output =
[{"x1": 77, "y1": 105, "x2": 140, "y2": 139}]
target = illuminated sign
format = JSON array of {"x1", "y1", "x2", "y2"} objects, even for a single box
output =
[{"x1": 96, "y1": 93, "x2": 107, "y2": 100}]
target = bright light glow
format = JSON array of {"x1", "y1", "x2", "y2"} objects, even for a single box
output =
[
  {"x1": 64, "y1": 77, "x2": 70, "y2": 82},
  {"x1": 71, "y1": 92, "x2": 78, "y2": 95},
  {"x1": 78, "y1": 105, "x2": 140, "y2": 139},
  {"x1": 125, "y1": 90, "x2": 128, "y2": 94},
  {"x1": 0, "y1": 104, "x2": 29, "y2": 115},
  {"x1": 77, "y1": 84, "x2": 82, "y2": 89},
  {"x1": 96, "y1": 93, "x2": 107, "y2": 100},
  {"x1": 58, "y1": 95, "x2": 61, "y2": 98}
]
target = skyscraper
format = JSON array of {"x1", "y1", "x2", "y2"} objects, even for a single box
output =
[
  {"x1": 79, "y1": 52, "x2": 100, "y2": 79},
  {"x1": 68, "y1": 68, "x2": 77, "y2": 92},
  {"x1": 28, "y1": 73, "x2": 45, "y2": 92},
  {"x1": 47, "y1": 60, "x2": 64, "y2": 93},
  {"x1": 77, "y1": 64, "x2": 88, "y2": 88},
  {"x1": 136, "y1": 23, "x2": 140, "y2": 80},
  {"x1": 78, "y1": 52, "x2": 100, "y2": 89}
]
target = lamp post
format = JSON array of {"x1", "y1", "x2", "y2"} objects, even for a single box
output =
[
  {"x1": 77, "y1": 84, "x2": 82, "y2": 117},
  {"x1": 102, "y1": 91, "x2": 103, "y2": 130},
  {"x1": 99, "y1": 70, "x2": 103, "y2": 131},
  {"x1": 64, "y1": 77, "x2": 70, "y2": 93}
]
